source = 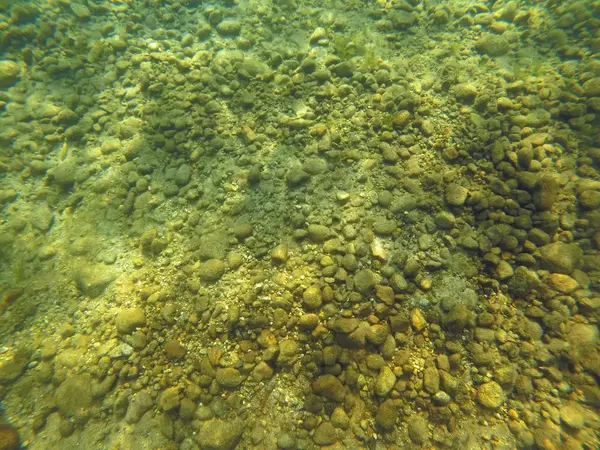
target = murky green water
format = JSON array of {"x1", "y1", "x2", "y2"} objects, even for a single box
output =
[{"x1": 0, "y1": 0, "x2": 599, "y2": 449}]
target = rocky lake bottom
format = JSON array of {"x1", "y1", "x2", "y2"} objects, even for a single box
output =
[{"x1": 0, "y1": 0, "x2": 600, "y2": 449}]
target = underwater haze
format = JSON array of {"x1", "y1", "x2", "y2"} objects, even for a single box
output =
[{"x1": 1, "y1": 0, "x2": 600, "y2": 449}]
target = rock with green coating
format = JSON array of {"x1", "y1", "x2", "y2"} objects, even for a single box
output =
[
  {"x1": 523, "y1": 109, "x2": 551, "y2": 128},
  {"x1": 271, "y1": 243, "x2": 289, "y2": 264},
  {"x1": 159, "y1": 386, "x2": 180, "y2": 411},
  {"x1": 533, "y1": 175, "x2": 559, "y2": 211},
  {"x1": 286, "y1": 168, "x2": 310, "y2": 186},
  {"x1": 445, "y1": 183, "x2": 468, "y2": 206},
  {"x1": 276, "y1": 339, "x2": 300, "y2": 367},
  {"x1": 330, "y1": 318, "x2": 359, "y2": 334},
  {"x1": 74, "y1": 265, "x2": 115, "y2": 297},
  {"x1": 434, "y1": 211, "x2": 456, "y2": 229},
  {"x1": 199, "y1": 259, "x2": 226, "y2": 281},
  {"x1": 175, "y1": 164, "x2": 192, "y2": 186}
]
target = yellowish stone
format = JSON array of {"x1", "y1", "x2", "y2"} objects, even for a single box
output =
[
  {"x1": 549, "y1": 273, "x2": 579, "y2": 293},
  {"x1": 411, "y1": 308, "x2": 427, "y2": 331}
]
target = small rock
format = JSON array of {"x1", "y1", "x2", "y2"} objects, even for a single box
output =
[
  {"x1": 375, "y1": 399, "x2": 397, "y2": 431},
  {"x1": 432, "y1": 391, "x2": 451, "y2": 405},
  {"x1": 125, "y1": 391, "x2": 154, "y2": 424},
  {"x1": 560, "y1": 403, "x2": 586, "y2": 429},
  {"x1": 453, "y1": 83, "x2": 478, "y2": 103},
  {"x1": 55, "y1": 374, "x2": 94, "y2": 417},
  {"x1": 307, "y1": 224, "x2": 330, "y2": 243},
  {"x1": 70, "y1": 3, "x2": 91, "y2": 19},
  {"x1": 216, "y1": 20, "x2": 242, "y2": 36},
  {"x1": 423, "y1": 366, "x2": 440, "y2": 394},
  {"x1": 411, "y1": 308, "x2": 427, "y2": 331}
]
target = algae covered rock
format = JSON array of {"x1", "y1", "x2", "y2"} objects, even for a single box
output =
[
  {"x1": 0, "y1": 60, "x2": 21, "y2": 88},
  {"x1": 538, "y1": 242, "x2": 582, "y2": 274},
  {"x1": 55, "y1": 374, "x2": 94, "y2": 417},
  {"x1": 582, "y1": 78, "x2": 600, "y2": 97},
  {"x1": 476, "y1": 34, "x2": 509, "y2": 56}
]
